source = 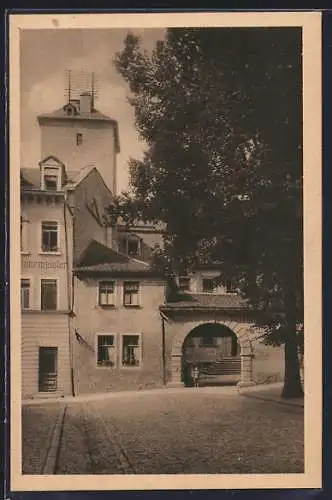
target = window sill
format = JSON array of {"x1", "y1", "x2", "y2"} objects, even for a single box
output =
[
  {"x1": 21, "y1": 251, "x2": 31, "y2": 256},
  {"x1": 120, "y1": 365, "x2": 142, "y2": 370},
  {"x1": 96, "y1": 365, "x2": 117, "y2": 369},
  {"x1": 98, "y1": 304, "x2": 116, "y2": 309},
  {"x1": 38, "y1": 251, "x2": 62, "y2": 256},
  {"x1": 21, "y1": 309, "x2": 68, "y2": 314},
  {"x1": 122, "y1": 305, "x2": 142, "y2": 309}
]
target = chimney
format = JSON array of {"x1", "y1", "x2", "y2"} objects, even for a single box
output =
[{"x1": 80, "y1": 92, "x2": 92, "y2": 114}]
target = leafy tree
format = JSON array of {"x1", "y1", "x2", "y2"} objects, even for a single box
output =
[{"x1": 109, "y1": 27, "x2": 303, "y2": 398}]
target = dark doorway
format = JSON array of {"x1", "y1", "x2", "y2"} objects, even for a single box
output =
[
  {"x1": 38, "y1": 346, "x2": 58, "y2": 392},
  {"x1": 182, "y1": 323, "x2": 240, "y2": 387}
]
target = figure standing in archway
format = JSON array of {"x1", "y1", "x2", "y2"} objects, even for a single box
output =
[{"x1": 192, "y1": 364, "x2": 200, "y2": 387}]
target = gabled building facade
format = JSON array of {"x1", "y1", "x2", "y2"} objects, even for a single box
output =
[
  {"x1": 72, "y1": 240, "x2": 166, "y2": 394},
  {"x1": 21, "y1": 87, "x2": 285, "y2": 399},
  {"x1": 20, "y1": 91, "x2": 120, "y2": 399}
]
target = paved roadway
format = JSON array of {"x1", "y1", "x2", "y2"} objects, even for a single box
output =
[{"x1": 22, "y1": 387, "x2": 304, "y2": 475}]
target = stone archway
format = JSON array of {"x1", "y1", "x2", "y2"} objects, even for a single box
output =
[{"x1": 170, "y1": 319, "x2": 255, "y2": 387}]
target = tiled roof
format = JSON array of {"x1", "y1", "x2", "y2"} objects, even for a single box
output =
[
  {"x1": 37, "y1": 107, "x2": 116, "y2": 123},
  {"x1": 74, "y1": 239, "x2": 162, "y2": 276},
  {"x1": 37, "y1": 104, "x2": 120, "y2": 153},
  {"x1": 161, "y1": 292, "x2": 248, "y2": 311},
  {"x1": 63, "y1": 165, "x2": 96, "y2": 189},
  {"x1": 20, "y1": 166, "x2": 95, "y2": 192},
  {"x1": 74, "y1": 261, "x2": 160, "y2": 275}
]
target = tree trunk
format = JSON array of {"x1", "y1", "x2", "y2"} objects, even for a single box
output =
[
  {"x1": 282, "y1": 285, "x2": 304, "y2": 399},
  {"x1": 282, "y1": 333, "x2": 303, "y2": 398}
]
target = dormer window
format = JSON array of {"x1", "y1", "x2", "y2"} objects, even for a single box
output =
[
  {"x1": 44, "y1": 174, "x2": 58, "y2": 191},
  {"x1": 127, "y1": 238, "x2": 139, "y2": 258},
  {"x1": 41, "y1": 166, "x2": 61, "y2": 191}
]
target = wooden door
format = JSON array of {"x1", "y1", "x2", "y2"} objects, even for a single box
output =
[{"x1": 38, "y1": 347, "x2": 58, "y2": 392}]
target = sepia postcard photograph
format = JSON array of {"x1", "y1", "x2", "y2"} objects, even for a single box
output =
[{"x1": 9, "y1": 11, "x2": 322, "y2": 492}]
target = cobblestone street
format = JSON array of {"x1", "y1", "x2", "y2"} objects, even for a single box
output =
[{"x1": 22, "y1": 387, "x2": 304, "y2": 475}]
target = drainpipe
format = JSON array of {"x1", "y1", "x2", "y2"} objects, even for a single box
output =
[
  {"x1": 63, "y1": 193, "x2": 75, "y2": 397},
  {"x1": 160, "y1": 311, "x2": 167, "y2": 386}
]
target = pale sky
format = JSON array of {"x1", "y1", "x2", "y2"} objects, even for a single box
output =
[{"x1": 20, "y1": 28, "x2": 165, "y2": 194}]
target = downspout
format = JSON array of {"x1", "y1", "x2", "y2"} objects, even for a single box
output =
[
  {"x1": 63, "y1": 193, "x2": 75, "y2": 397},
  {"x1": 160, "y1": 311, "x2": 167, "y2": 386}
]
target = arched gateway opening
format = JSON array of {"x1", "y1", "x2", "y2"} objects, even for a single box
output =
[{"x1": 181, "y1": 323, "x2": 241, "y2": 387}]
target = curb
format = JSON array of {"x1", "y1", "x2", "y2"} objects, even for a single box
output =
[
  {"x1": 239, "y1": 391, "x2": 304, "y2": 408},
  {"x1": 22, "y1": 385, "x2": 239, "y2": 406}
]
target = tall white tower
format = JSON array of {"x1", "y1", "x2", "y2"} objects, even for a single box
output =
[{"x1": 37, "y1": 70, "x2": 120, "y2": 194}]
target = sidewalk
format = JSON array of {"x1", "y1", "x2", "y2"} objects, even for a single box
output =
[
  {"x1": 22, "y1": 382, "x2": 304, "y2": 408},
  {"x1": 22, "y1": 384, "x2": 238, "y2": 406},
  {"x1": 238, "y1": 382, "x2": 304, "y2": 408}
]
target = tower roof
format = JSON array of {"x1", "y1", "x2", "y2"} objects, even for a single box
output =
[{"x1": 37, "y1": 102, "x2": 120, "y2": 153}]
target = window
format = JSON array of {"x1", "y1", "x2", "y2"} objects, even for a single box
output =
[
  {"x1": 76, "y1": 133, "x2": 83, "y2": 146},
  {"x1": 21, "y1": 279, "x2": 30, "y2": 310},
  {"x1": 97, "y1": 335, "x2": 116, "y2": 367},
  {"x1": 41, "y1": 221, "x2": 59, "y2": 252},
  {"x1": 44, "y1": 175, "x2": 58, "y2": 191},
  {"x1": 20, "y1": 216, "x2": 29, "y2": 252},
  {"x1": 200, "y1": 335, "x2": 216, "y2": 347},
  {"x1": 127, "y1": 238, "x2": 139, "y2": 258},
  {"x1": 179, "y1": 277, "x2": 191, "y2": 292},
  {"x1": 202, "y1": 278, "x2": 216, "y2": 293},
  {"x1": 121, "y1": 334, "x2": 141, "y2": 367},
  {"x1": 99, "y1": 281, "x2": 115, "y2": 306},
  {"x1": 123, "y1": 281, "x2": 140, "y2": 307},
  {"x1": 42, "y1": 167, "x2": 60, "y2": 191},
  {"x1": 225, "y1": 279, "x2": 237, "y2": 293},
  {"x1": 41, "y1": 279, "x2": 57, "y2": 311}
]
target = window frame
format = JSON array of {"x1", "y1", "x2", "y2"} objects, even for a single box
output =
[
  {"x1": 76, "y1": 132, "x2": 83, "y2": 146},
  {"x1": 123, "y1": 281, "x2": 141, "y2": 308},
  {"x1": 127, "y1": 237, "x2": 140, "y2": 258},
  {"x1": 120, "y1": 333, "x2": 143, "y2": 369},
  {"x1": 202, "y1": 277, "x2": 217, "y2": 293},
  {"x1": 41, "y1": 166, "x2": 61, "y2": 192},
  {"x1": 178, "y1": 276, "x2": 191, "y2": 292},
  {"x1": 20, "y1": 215, "x2": 30, "y2": 254},
  {"x1": 96, "y1": 334, "x2": 117, "y2": 369},
  {"x1": 97, "y1": 280, "x2": 116, "y2": 307},
  {"x1": 43, "y1": 174, "x2": 58, "y2": 191},
  {"x1": 21, "y1": 277, "x2": 32, "y2": 311},
  {"x1": 40, "y1": 220, "x2": 60, "y2": 254},
  {"x1": 40, "y1": 277, "x2": 58, "y2": 311},
  {"x1": 225, "y1": 278, "x2": 237, "y2": 294}
]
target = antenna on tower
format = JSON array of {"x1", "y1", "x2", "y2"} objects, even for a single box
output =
[
  {"x1": 64, "y1": 69, "x2": 100, "y2": 108},
  {"x1": 64, "y1": 69, "x2": 72, "y2": 104}
]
